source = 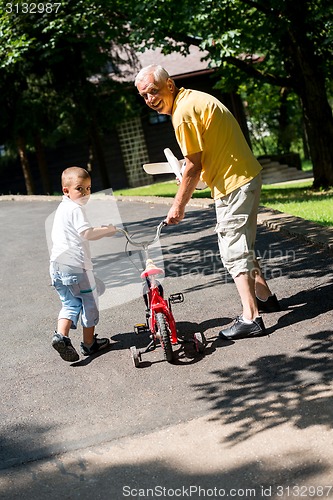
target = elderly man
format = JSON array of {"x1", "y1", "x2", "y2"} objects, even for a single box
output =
[{"x1": 135, "y1": 65, "x2": 280, "y2": 340}]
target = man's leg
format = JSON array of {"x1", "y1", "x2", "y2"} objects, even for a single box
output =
[
  {"x1": 216, "y1": 176, "x2": 268, "y2": 339},
  {"x1": 234, "y1": 271, "x2": 259, "y2": 321},
  {"x1": 253, "y1": 258, "x2": 273, "y2": 301}
]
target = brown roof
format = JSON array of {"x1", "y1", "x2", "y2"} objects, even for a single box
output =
[{"x1": 137, "y1": 45, "x2": 211, "y2": 78}]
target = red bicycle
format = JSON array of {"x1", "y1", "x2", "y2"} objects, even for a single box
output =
[{"x1": 116, "y1": 221, "x2": 206, "y2": 367}]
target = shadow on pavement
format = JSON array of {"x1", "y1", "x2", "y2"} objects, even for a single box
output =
[
  {"x1": 191, "y1": 330, "x2": 333, "y2": 445},
  {"x1": 0, "y1": 438, "x2": 330, "y2": 500}
]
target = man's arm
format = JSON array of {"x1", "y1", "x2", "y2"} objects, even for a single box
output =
[{"x1": 166, "y1": 152, "x2": 202, "y2": 224}]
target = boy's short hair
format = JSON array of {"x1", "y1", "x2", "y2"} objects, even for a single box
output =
[{"x1": 61, "y1": 167, "x2": 90, "y2": 187}]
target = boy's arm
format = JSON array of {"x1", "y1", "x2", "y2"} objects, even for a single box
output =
[{"x1": 80, "y1": 224, "x2": 116, "y2": 241}]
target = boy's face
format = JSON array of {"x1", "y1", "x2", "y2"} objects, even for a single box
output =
[{"x1": 63, "y1": 176, "x2": 91, "y2": 204}]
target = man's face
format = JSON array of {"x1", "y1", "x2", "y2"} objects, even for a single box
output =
[{"x1": 137, "y1": 74, "x2": 175, "y2": 115}]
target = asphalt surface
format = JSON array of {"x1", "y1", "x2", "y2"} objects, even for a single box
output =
[{"x1": 0, "y1": 196, "x2": 332, "y2": 500}]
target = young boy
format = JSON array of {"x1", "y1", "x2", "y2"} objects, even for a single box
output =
[{"x1": 50, "y1": 166, "x2": 116, "y2": 362}]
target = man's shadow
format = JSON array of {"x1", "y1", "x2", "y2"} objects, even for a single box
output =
[{"x1": 266, "y1": 281, "x2": 333, "y2": 335}]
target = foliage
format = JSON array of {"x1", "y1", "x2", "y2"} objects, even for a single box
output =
[
  {"x1": 128, "y1": 0, "x2": 333, "y2": 187},
  {"x1": 0, "y1": 0, "x2": 139, "y2": 190},
  {"x1": 128, "y1": 0, "x2": 332, "y2": 84},
  {"x1": 241, "y1": 83, "x2": 304, "y2": 157},
  {"x1": 1, "y1": 0, "x2": 333, "y2": 192}
]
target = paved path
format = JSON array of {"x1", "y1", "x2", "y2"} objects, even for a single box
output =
[{"x1": 0, "y1": 196, "x2": 332, "y2": 500}]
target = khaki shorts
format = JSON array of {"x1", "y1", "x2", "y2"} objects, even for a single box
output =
[{"x1": 215, "y1": 174, "x2": 262, "y2": 278}]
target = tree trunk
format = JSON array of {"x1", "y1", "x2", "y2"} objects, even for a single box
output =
[
  {"x1": 87, "y1": 101, "x2": 110, "y2": 189},
  {"x1": 299, "y1": 82, "x2": 333, "y2": 188},
  {"x1": 229, "y1": 91, "x2": 253, "y2": 149},
  {"x1": 285, "y1": 6, "x2": 333, "y2": 188},
  {"x1": 89, "y1": 125, "x2": 110, "y2": 189},
  {"x1": 277, "y1": 87, "x2": 292, "y2": 154},
  {"x1": 34, "y1": 134, "x2": 53, "y2": 194},
  {"x1": 17, "y1": 135, "x2": 35, "y2": 195}
]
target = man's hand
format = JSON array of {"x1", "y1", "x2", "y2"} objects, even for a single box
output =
[
  {"x1": 165, "y1": 204, "x2": 185, "y2": 225},
  {"x1": 165, "y1": 152, "x2": 202, "y2": 225}
]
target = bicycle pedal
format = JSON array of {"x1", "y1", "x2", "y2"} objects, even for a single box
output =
[
  {"x1": 134, "y1": 324, "x2": 147, "y2": 334},
  {"x1": 169, "y1": 292, "x2": 184, "y2": 304}
]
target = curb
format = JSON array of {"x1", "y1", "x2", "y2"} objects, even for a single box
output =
[
  {"x1": 1, "y1": 194, "x2": 332, "y2": 252},
  {"x1": 257, "y1": 206, "x2": 333, "y2": 252}
]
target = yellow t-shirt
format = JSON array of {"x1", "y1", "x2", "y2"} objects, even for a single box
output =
[{"x1": 171, "y1": 88, "x2": 262, "y2": 199}]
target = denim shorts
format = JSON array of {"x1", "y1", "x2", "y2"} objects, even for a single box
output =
[
  {"x1": 215, "y1": 174, "x2": 262, "y2": 278},
  {"x1": 50, "y1": 262, "x2": 100, "y2": 329}
]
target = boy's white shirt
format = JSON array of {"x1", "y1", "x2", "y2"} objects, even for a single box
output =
[{"x1": 50, "y1": 196, "x2": 93, "y2": 270}]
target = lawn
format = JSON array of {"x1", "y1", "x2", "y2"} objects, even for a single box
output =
[
  {"x1": 260, "y1": 181, "x2": 333, "y2": 227},
  {"x1": 114, "y1": 179, "x2": 333, "y2": 228}
]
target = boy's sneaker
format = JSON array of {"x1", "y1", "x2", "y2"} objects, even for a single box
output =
[
  {"x1": 256, "y1": 294, "x2": 281, "y2": 313},
  {"x1": 80, "y1": 335, "x2": 110, "y2": 356},
  {"x1": 52, "y1": 332, "x2": 79, "y2": 362}
]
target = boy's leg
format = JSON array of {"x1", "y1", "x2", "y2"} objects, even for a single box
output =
[
  {"x1": 80, "y1": 325, "x2": 110, "y2": 356},
  {"x1": 57, "y1": 318, "x2": 72, "y2": 337},
  {"x1": 78, "y1": 271, "x2": 110, "y2": 356},
  {"x1": 51, "y1": 282, "x2": 81, "y2": 362},
  {"x1": 52, "y1": 329, "x2": 79, "y2": 362},
  {"x1": 83, "y1": 326, "x2": 95, "y2": 345}
]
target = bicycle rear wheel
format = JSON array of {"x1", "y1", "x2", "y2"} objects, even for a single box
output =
[{"x1": 156, "y1": 312, "x2": 174, "y2": 363}]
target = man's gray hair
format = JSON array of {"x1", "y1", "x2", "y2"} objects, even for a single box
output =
[{"x1": 134, "y1": 65, "x2": 170, "y2": 87}]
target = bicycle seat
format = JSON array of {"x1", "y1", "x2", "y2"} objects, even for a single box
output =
[{"x1": 141, "y1": 259, "x2": 165, "y2": 278}]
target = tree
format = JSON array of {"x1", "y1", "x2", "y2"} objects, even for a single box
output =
[
  {"x1": 128, "y1": 0, "x2": 333, "y2": 188},
  {"x1": 0, "y1": 0, "x2": 138, "y2": 193},
  {"x1": 239, "y1": 82, "x2": 304, "y2": 157}
]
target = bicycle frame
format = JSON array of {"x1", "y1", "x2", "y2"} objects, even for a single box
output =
[
  {"x1": 116, "y1": 221, "x2": 206, "y2": 366},
  {"x1": 145, "y1": 274, "x2": 178, "y2": 345},
  {"x1": 115, "y1": 222, "x2": 179, "y2": 345}
]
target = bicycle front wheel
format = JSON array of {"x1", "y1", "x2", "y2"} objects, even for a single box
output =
[{"x1": 156, "y1": 312, "x2": 174, "y2": 363}]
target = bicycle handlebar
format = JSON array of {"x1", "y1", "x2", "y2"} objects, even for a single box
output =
[{"x1": 115, "y1": 221, "x2": 167, "y2": 248}]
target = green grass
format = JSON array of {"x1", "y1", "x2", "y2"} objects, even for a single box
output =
[
  {"x1": 114, "y1": 179, "x2": 333, "y2": 228},
  {"x1": 261, "y1": 180, "x2": 333, "y2": 227},
  {"x1": 114, "y1": 180, "x2": 211, "y2": 198}
]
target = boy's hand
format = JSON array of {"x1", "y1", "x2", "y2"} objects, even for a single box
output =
[
  {"x1": 81, "y1": 224, "x2": 116, "y2": 240},
  {"x1": 105, "y1": 224, "x2": 116, "y2": 236}
]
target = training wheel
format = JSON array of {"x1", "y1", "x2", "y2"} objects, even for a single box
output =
[
  {"x1": 193, "y1": 332, "x2": 207, "y2": 354},
  {"x1": 130, "y1": 346, "x2": 140, "y2": 367}
]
